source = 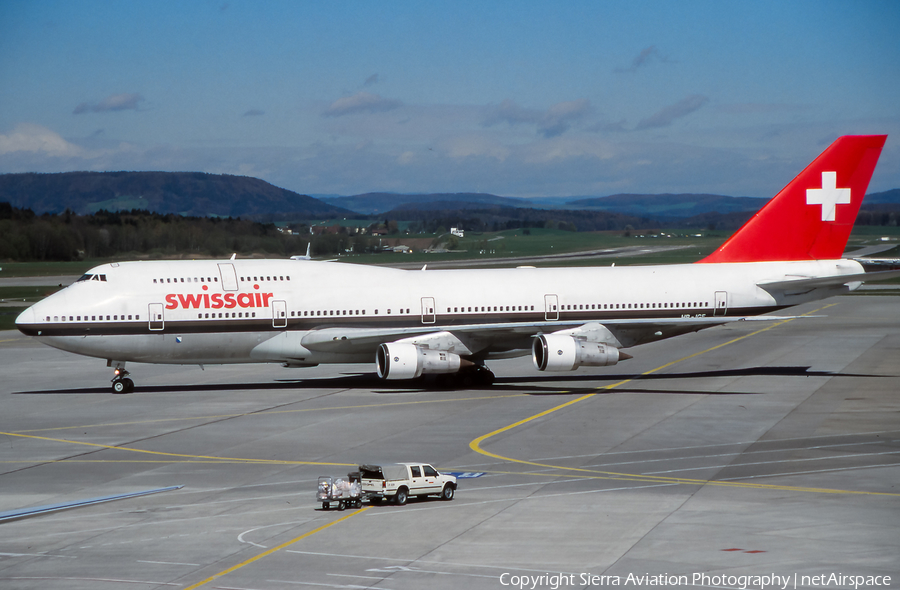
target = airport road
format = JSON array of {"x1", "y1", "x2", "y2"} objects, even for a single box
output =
[{"x1": 0, "y1": 296, "x2": 898, "y2": 590}]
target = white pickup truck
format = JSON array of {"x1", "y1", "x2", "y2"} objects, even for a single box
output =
[{"x1": 359, "y1": 463, "x2": 457, "y2": 505}]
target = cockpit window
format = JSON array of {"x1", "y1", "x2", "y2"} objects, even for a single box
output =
[
  {"x1": 76, "y1": 274, "x2": 107, "y2": 282},
  {"x1": 76, "y1": 274, "x2": 93, "y2": 282}
]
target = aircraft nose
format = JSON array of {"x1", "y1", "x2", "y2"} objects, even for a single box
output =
[{"x1": 15, "y1": 306, "x2": 36, "y2": 335}]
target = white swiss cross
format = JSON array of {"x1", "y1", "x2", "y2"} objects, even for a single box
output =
[{"x1": 806, "y1": 171, "x2": 850, "y2": 222}]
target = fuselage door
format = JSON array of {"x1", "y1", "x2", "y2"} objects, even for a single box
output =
[
  {"x1": 421, "y1": 297, "x2": 436, "y2": 324},
  {"x1": 148, "y1": 303, "x2": 164, "y2": 331},
  {"x1": 544, "y1": 294, "x2": 559, "y2": 321},
  {"x1": 218, "y1": 263, "x2": 239, "y2": 291},
  {"x1": 272, "y1": 299, "x2": 287, "y2": 328},
  {"x1": 714, "y1": 291, "x2": 728, "y2": 316}
]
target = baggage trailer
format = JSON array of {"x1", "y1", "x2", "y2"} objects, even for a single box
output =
[{"x1": 316, "y1": 472, "x2": 364, "y2": 510}]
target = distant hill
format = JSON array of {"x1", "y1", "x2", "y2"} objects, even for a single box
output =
[
  {"x1": 324, "y1": 191, "x2": 769, "y2": 217},
  {"x1": 864, "y1": 188, "x2": 900, "y2": 205},
  {"x1": 566, "y1": 193, "x2": 766, "y2": 217},
  {"x1": 3, "y1": 171, "x2": 896, "y2": 224},
  {"x1": 0, "y1": 171, "x2": 356, "y2": 218},
  {"x1": 321, "y1": 192, "x2": 529, "y2": 214}
]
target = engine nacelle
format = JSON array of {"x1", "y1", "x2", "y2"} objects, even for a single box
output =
[
  {"x1": 376, "y1": 342, "x2": 464, "y2": 380},
  {"x1": 532, "y1": 334, "x2": 621, "y2": 371}
]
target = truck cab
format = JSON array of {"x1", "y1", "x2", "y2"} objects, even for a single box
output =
[{"x1": 359, "y1": 462, "x2": 457, "y2": 505}]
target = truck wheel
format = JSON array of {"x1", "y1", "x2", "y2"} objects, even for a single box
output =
[
  {"x1": 441, "y1": 485, "x2": 454, "y2": 500},
  {"x1": 322, "y1": 502, "x2": 329, "y2": 510},
  {"x1": 395, "y1": 488, "x2": 408, "y2": 506},
  {"x1": 338, "y1": 501, "x2": 345, "y2": 511}
]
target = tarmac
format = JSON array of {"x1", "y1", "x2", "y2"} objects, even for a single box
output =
[{"x1": 0, "y1": 295, "x2": 898, "y2": 589}]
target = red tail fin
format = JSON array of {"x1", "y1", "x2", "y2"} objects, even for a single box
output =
[{"x1": 698, "y1": 135, "x2": 887, "y2": 263}]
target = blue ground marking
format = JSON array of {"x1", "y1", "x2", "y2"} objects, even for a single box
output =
[{"x1": 0, "y1": 485, "x2": 183, "y2": 523}]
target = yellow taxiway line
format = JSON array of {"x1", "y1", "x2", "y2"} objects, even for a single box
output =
[
  {"x1": 183, "y1": 506, "x2": 370, "y2": 590},
  {"x1": 470, "y1": 304, "x2": 900, "y2": 497},
  {"x1": 0, "y1": 430, "x2": 357, "y2": 467}
]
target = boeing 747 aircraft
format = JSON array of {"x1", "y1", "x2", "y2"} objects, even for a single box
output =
[{"x1": 16, "y1": 135, "x2": 898, "y2": 393}]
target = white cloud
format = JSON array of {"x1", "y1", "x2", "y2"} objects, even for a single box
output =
[
  {"x1": 522, "y1": 136, "x2": 616, "y2": 164},
  {"x1": 636, "y1": 95, "x2": 709, "y2": 130},
  {"x1": 322, "y1": 92, "x2": 402, "y2": 117},
  {"x1": 482, "y1": 99, "x2": 592, "y2": 137},
  {"x1": 441, "y1": 135, "x2": 510, "y2": 161},
  {"x1": 73, "y1": 93, "x2": 144, "y2": 114},
  {"x1": 615, "y1": 46, "x2": 671, "y2": 73},
  {"x1": 540, "y1": 99, "x2": 592, "y2": 138},
  {"x1": 0, "y1": 123, "x2": 83, "y2": 157},
  {"x1": 482, "y1": 99, "x2": 541, "y2": 127}
]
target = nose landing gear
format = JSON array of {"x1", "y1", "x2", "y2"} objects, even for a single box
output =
[{"x1": 110, "y1": 364, "x2": 134, "y2": 394}]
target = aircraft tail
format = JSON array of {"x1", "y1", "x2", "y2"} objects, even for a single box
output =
[{"x1": 698, "y1": 135, "x2": 887, "y2": 264}]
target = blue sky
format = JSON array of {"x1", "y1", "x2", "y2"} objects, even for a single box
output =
[{"x1": 1, "y1": 0, "x2": 899, "y2": 199}]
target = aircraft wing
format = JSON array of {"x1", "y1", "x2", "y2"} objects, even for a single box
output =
[{"x1": 298, "y1": 315, "x2": 797, "y2": 355}]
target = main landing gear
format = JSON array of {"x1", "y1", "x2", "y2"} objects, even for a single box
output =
[
  {"x1": 437, "y1": 364, "x2": 495, "y2": 388},
  {"x1": 463, "y1": 364, "x2": 495, "y2": 387},
  {"x1": 110, "y1": 363, "x2": 134, "y2": 394}
]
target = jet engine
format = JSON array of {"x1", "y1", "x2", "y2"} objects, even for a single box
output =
[
  {"x1": 532, "y1": 334, "x2": 624, "y2": 371},
  {"x1": 376, "y1": 342, "x2": 468, "y2": 380}
]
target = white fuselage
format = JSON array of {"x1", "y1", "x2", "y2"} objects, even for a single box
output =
[{"x1": 15, "y1": 258, "x2": 863, "y2": 368}]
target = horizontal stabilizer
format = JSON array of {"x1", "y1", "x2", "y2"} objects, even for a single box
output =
[{"x1": 758, "y1": 269, "x2": 900, "y2": 293}]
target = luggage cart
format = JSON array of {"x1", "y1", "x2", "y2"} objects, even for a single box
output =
[{"x1": 316, "y1": 473, "x2": 363, "y2": 510}]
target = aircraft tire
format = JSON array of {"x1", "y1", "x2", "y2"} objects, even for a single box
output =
[{"x1": 476, "y1": 367, "x2": 495, "y2": 386}]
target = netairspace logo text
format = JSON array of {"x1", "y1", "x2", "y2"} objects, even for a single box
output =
[{"x1": 498, "y1": 572, "x2": 892, "y2": 589}]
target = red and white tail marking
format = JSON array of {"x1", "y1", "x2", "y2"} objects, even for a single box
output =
[{"x1": 699, "y1": 135, "x2": 887, "y2": 264}]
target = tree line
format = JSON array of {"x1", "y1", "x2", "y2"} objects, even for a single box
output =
[
  {"x1": 2, "y1": 200, "x2": 896, "y2": 262},
  {"x1": 0, "y1": 204, "x2": 375, "y2": 262}
]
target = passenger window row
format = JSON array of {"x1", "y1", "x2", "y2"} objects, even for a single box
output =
[
  {"x1": 197, "y1": 312, "x2": 256, "y2": 319},
  {"x1": 240, "y1": 276, "x2": 290, "y2": 282},
  {"x1": 152, "y1": 276, "x2": 292, "y2": 284},
  {"x1": 47, "y1": 314, "x2": 139, "y2": 322},
  {"x1": 154, "y1": 277, "x2": 218, "y2": 284},
  {"x1": 285, "y1": 308, "x2": 414, "y2": 318},
  {"x1": 447, "y1": 305, "x2": 535, "y2": 313},
  {"x1": 292, "y1": 309, "x2": 368, "y2": 317},
  {"x1": 555, "y1": 301, "x2": 710, "y2": 310}
]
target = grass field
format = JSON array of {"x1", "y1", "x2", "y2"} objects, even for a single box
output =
[
  {"x1": 0, "y1": 288, "x2": 62, "y2": 331},
  {"x1": 0, "y1": 308, "x2": 26, "y2": 331},
  {"x1": 0, "y1": 260, "x2": 99, "y2": 277},
  {"x1": 0, "y1": 286, "x2": 64, "y2": 302},
  {"x1": 0, "y1": 226, "x2": 896, "y2": 276}
]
